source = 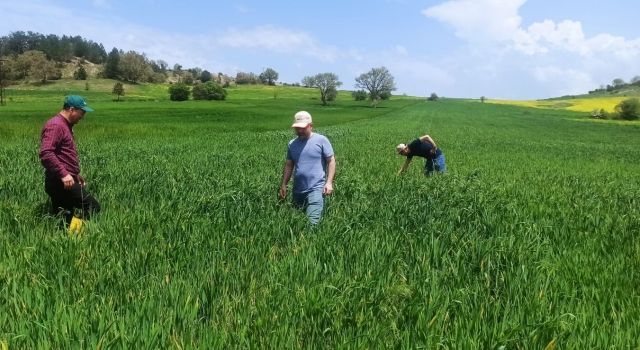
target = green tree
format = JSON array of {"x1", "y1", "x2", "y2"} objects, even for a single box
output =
[
  {"x1": 259, "y1": 67, "x2": 278, "y2": 85},
  {"x1": 17, "y1": 50, "x2": 57, "y2": 83},
  {"x1": 73, "y1": 64, "x2": 87, "y2": 80},
  {"x1": 104, "y1": 47, "x2": 120, "y2": 79},
  {"x1": 325, "y1": 86, "x2": 338, "y2": 103},
  {"x1": 355, "y1": 67, "x2": 396, "y2": 107},
  {"x1": 182, "y1": 71, "x2": 194, "y2": 85},
  {"x1": 169, "y1": 83, "x2": 190, "y2": 101},
  {"x1": 615, "y1": 98, "x2": 639, "y2": 120},
  {"x1": 112, "y1": 82, "x2": 125, "y2": 101},
  {"x1": 188, "y1": 67, "x2": 202, "y2": 80},
  {"x1": 612, "y1": 78, "x2": 626, "y2": 87},
  {"x1": 192, "y1": 81, "x2": 227, "y2": 100},
  {"x1": 200, "y1": 70, "x2": 212, "y2": 82},
  {"x1": 119, "y1": 51, "x2": 149, "y2": 83},
  {"x1": 301, "y1": 76, "x2": 315, "y2": 88},
  {"x1": 0, "y1": 58, "x2": 8, "y2": 106},
  {"x1": 236, "y1": 71, "x2": 259, "y2": 84},
  {"x1": 427, "y1": 92, "x2": 439, "y2": 101},
  {"x1": 150, "y1": 59, "x2": 168, "y2": 73},
  {"x1": 352, "y1": 89, "x2": 368, "y2": 101},
  {"x1": 173, "y1": 64, "x2": 182, "y2": 83},
  {"x1": 303, "y1": 72, "x2": 342, "y2": 105},
  {"x1": 12, "y1": 50, "x2": 53, "y2": 79}
]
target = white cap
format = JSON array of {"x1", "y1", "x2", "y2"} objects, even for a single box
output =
[
  {"x1": 396, "y1": 143, "x2": 407, "y2": 154},
  {"x1": 292, "y1": 111, "x2": 312, "y2": 128}
]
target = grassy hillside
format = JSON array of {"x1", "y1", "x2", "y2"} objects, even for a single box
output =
[
  {"x1": 1, "y1": 83, "x2": 639, "y2": 348},
  {"x1": 484, "y1": 96, "x2": 633, "y2": 113},
  {"x1": 484, "y1": 83, "x2": 640, "y2": 114}
]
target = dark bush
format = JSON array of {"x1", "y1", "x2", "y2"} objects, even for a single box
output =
[
  {"x1": 73, "y1": 65, "x2": 87, "y2": 80},
  {"x1": 168, "y1": 83, "x2": 190, "y2": 101},
  {"x1": 192, "y1": 81, "x2": 227, "y2": 101},
  {"x1": 352, "y1": 89, "x2": 368, "y2": 101},
  {"x1": 615, "y1": 98, "x2": 639, "y2": 120},
  {"x1": 325, "y1": 86, "x2": 338, "y2": 102}
]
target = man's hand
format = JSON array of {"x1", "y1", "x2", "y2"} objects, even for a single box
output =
[
  {"x1": 430, "y1": 147, "x2": 437, "y2": 155},
  {"x1": 323, "y1": 182, "x2": 334, "y2": 195},
  {"x1": 278, "y1": 185, "x2": 287, "y2": 200},
  {"x1": 61, "y1": 174, "x2": 75, "y2": 190},
  {"x1": 78, "y1": 175, "x2": 86, "y2": 187}
]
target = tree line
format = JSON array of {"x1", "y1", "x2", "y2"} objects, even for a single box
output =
[
  {"x1": 0, "y1": 31, "x2": 106, "y2": 63},
  {"x1": 1, "y1": 31, "x2": 398, "y2": 106},
  {"x1": 588, "y1": 76, "x2": 640, "y2": 94}
]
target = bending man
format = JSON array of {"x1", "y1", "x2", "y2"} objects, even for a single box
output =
[{"x1": 396, "y1": 134, "x2": 446, "y2": 176}]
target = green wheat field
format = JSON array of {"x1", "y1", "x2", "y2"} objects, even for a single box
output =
[{"x1": 1, "y1": 82, "x2": 639, "y2": 348}]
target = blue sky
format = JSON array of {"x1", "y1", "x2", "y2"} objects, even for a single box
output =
[{"x1": 2, "y1": 0, "x2": 639, "y2": 99}]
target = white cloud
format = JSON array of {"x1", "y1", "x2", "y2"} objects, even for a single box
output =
[
  {"x1": 514, "y1": 20, "x2": 589, "y2": 55},
  {"x1": 218, "y1": 26, "x2": 339, "y2": 62},
  {"x1": 514, "y1": 20, "x2": 640, "y2": 59},
  {"x1": 423, "y1": 0, "x2": 526, "y2": 42},
  {"x1": 424, "y1": 0, "x2": 640, "y2": 58},
  {"x1": 421, "y1": 0, "x2": 640, "y2": 98}
]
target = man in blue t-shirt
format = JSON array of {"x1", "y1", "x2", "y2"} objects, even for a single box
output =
[
  {"x1": 279, "y1": 111, "x2": 336, "y2": 224},
  {"x1": 396, "y1": 134, "x2": 446, "y2": 176}
]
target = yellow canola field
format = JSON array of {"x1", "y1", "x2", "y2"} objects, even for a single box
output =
[{"x1": 486, "y1": 96, "x2": 629, "y2": 113}]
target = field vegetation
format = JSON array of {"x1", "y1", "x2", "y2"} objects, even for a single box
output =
[
  {"x1": 484, "y1": 96, "x2": 631, "y2": 113},
  {"x1": 1, "y1": 81, "x2": 639, "y2": 348}
]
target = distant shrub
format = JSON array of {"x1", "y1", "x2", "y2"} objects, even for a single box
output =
[
  {"x1": 325, "y1": 86, "x2": 338, "y2": 102},
  {"x1": 112, "y1": 82, "x2": 125, "y2": 101},
  {"x1": 236, "y1": 72, "x2": 259, "y2": 85},
  {"x1": 169, "y1": 83, "x2": 190, "y2": 101},
  {"x1": 73, "y1": 65, "x2": 87, "y2": 80},
  {"x1": 590, "y1": 108, "x2": 609, "y2": 119},
  {"x1": 193, "y1": 81, "x2": 227, "y2": 101},
  {"x1": 148, "y1": 72, "x2": 167, "y2": 84},
  {"x1": 352, "y1": 89, "x2": 367, "y2": 101},
  {"x1": 427, "y1": 92, "x2": 439, "y2": 101},
  {"x1": 615, "y1": 98, "x2": 639, "y2": 120},
  {"x1": 379, "y1": 91, "x2": 391, "y2": 100}
]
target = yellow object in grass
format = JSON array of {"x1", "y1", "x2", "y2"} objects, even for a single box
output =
[{"x1": 68, "y1": 216, "x2": 84, "y2": 236}]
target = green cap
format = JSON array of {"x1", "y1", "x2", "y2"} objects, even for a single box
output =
[{"x1": 63, "y1": 95, "x2": 94, "y2": 112}]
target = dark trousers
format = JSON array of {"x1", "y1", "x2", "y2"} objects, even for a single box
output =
[{"x1": 45, "y1": 176, "x2": 101, "y2": 224}]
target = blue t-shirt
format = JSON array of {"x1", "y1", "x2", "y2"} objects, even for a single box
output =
[{"x1": 287, "y1": 133, "x2": 334, "y2": 194}]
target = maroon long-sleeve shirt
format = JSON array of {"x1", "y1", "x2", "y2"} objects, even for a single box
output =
[{"x1": 39, "y1": 114, "x2": 80, "y2": 179}]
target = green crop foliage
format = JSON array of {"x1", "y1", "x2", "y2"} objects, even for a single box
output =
[{"x1": 1, "y1": 82, "x2": 639, "y2": 348}]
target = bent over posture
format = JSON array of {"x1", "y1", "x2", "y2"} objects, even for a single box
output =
[
  {"x1": 40, "y1": 95, "x2": 100, "y2": 225},
  {"x1": 396, "y1": 134, "x2": 446, "y2": 176},
  {"x1": 279, "y1": 111, "x2": 336, "y2": 224}
]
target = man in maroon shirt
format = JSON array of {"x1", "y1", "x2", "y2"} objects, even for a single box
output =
[{"x1": 40, "y1": 95, "x2": 100, "y2": 224}]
